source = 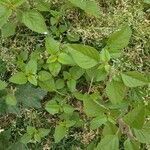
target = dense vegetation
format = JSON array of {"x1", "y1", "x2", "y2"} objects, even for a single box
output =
[{"x1": 0, "y1": 0, "x2": 150, "y2": 149}]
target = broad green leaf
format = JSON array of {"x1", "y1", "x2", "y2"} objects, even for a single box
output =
[
  {"x1": 48, "y1": 62, "x2": 61, "y2": 76},
  {"x1": 38, "y1": 128, "x2": 50, "y2": 138},
  {"x1": 55, "y1": 79, "x2": 65, "y2": 89},
  {"x1": 58, "y1": 53, "x2": 75, "y2": 65},
  {"x1": 105, "y1": 25, "x2": 132, "y2": 57},
  {"x1": 124, "y1": 139, "x2": 140, "y2": 150},
  {"x1": 1, "y1": 22, "x2": 16, "y2": 37},
  {"x1": 0, "y1": 80, "x2": 7, "y2": 90},
  {"x1": 47, "y1": 55, "x2": 58, "y2": 63},
  {"x1": 90, "y1": 115, "x2": 107, "y2": 130},
  {"x1": 86, "y1": 66, "x2": 108, "y2": 82},
  {"x1": 38, "y1": 71, "x2": 55, "y2": 91},
  {"x1": 73, "y1": 92, "x2": 86, "y2": 101},
  {"x1": 68, "y1": 0, "x2": 100, "y2": 18},
  {"x1": 28, "y1": 75, "x2": 37, "y2": 86},
  {"x1": 65, "y1": 120, "x2": 76, "y2": 128},
  {"x1": 38, "y1": 71, "x2": 52, "y2": 81},
  {"x1": 69, "y1": 66, "x2": 85, "y2": 80},
  {"x1": 45, "y1": 100, "x2": 60, "y2": 115},
  {"x1": 102, "y1": 122, "x2": 118, "y2": 136},
  {"x1": 54, "y1": 124, "x2": 68, "y2": 143},
  {"x1": 68, "y1": 44, "x2": 100, "y2": 69},
  {"x1": 27, "y1": 126, "x2": 36, "y2": 135},
  {"x1": 45, "y1": 36, "x2": 60, "y2": 54},
  {"x1": 9, "y1": 72, "x2": 27, "y2": 85},
  {"x1": 67, "y1": 79, "x2": 76, "y2": 92},
  {"x1": 121, "y1": 71, "x2": 149, "y2": 87},
  {"x1": 38, "y1": 79, "x2": 55, "y2": 92},
  {"x1": 5, "y1": 94, "x2": 17, "y2": 106},
  {"x1": 63, "y1": 104, "x2": 75, "y2": 114},
  {"x1": 21, "y1": 133, "x2": 32, "y2": 144},
  {"x1": 34, "y1": 133, "x2": 41, "y2": 142},
  {"x1": 106, "y1": 80, "x2": 126, "y2": 104},
  {"x1": 83, "y1": 96, "x2": 105, "y2": 117},
  {"x1": 123, "y1": 106, "x2": 145, "y2": 129},
  {"x1": 134, "y1": 128, "x2": 150, "y2": 144},
  {"x1": 25, "y1": 60, "x2": 37, "y2": 75},
  {"x1": 100, "y1": 49, "x2": 111, "y2": 62},
  {"x1": 63, "y1": 71, "x2": 71, "y2": 80},
  {"x1": 22, "y1": 10, "x2": 48, "y2": 34},
  {"x1": 0, "y1": 5, "x2": 12, "y2": 28},
  {"x1": 16, "y1": 84, "x2": 47, "y2": 108},
  {"x1": 95, "y1": 135, "x2": 119, "y2": 150}
]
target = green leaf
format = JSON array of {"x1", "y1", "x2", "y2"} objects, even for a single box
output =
[
  {"x1": 65, "y1": 120, "x2": 76, "y2": 128},
  {"x1": 38, "y1": 71, "x2": 52, "y2": 81},
  {"x1": 45, "y1": 36, "x2": 60, "y2": 55},
  {"x1": 25, "y1": 60, "x2": 37, "y2": 75},
  {"x1": 134, "y1": 128, "x2": 150, "y2": 144},
  {"x1": 38, "y1": 128, "x2": 50, "y2": 138},
  {"x1": 105, "y1": 25, "x2": 132, "y2": 57},
  {"x1": 63, "y1": 71, "x2": 71, "y2": 80},
  {"x1": 9, "y1": 72, "x2": 27, "y2": 85},
  {"x1": 121, "y1": 71, "x2": 149, "y2": 87},
  {"x1": 83, "y1": 95, "x2": 105, "y2": 117},
  {"x1": 58, "y1": 53, "x2": 75, "y2": 65},
  {"x1": 102, "y1": 122, "x2": 118, "y2": 136},
  {"x1": 5, "y1": 94, "x2": 17, "y2": 106},
  {"x1": 22, "y1": 10, "x2": 48, "y2": 34},
  {"x1": 48, "y1": 62, "x2": 61, "y2": 76},
  {"x1": 55, "y1": 79, "x2": 65, "y2": 89},
  {"x1": 106, "y1": 80, "x2": 126, "y2": 104},
  {"x1": 16, "y1": 84, "x2": 47, "y2": 108},
  {"x1": 68, "y1": 44, "x2": 100, "y2": 69},
  {"x1": 124, "y1": 139, "x2": 140, "y2": 150},
  {"x1": 45, "y1": 100, "x2": 60, "y2": 115},
  {"x1": 69, "y1": 66, "x2": 85, "y2": 80},
  {"x1": 47, "y1": 55, "x2": 58, "y2": 63},
  {"x1": 1, "y1": 22, "x2": 16, "y2": 37},
  {"x1": 123, "y1": 106, "x2": 145, "y2": 129},
  {"x1": 0, "y1": 80, "x2": 7, "y2": 90},
  {"x1": 86, "y1": 66, "x2": 108, "y2": 82},
  {"x1": 21, "y1": 133, "x2": 32, "y2": 144},
  {"x1": 0, "y1": 5, "x2": 12, "y2": 28},
  {"x1": 27, "y1": 126, "x2": 36, "y2": 135},
  {"x1": 34, "y1": 133, "x2": 41, "y2": 142},
  {"x1": 95, "y1": 135, "x2": 119, "y2": 150},
  {"x1": 38, "y1": 79, "x2": 55, "y2": 92},
  {"x1": 100, "y1": 49, "x2": 111, "y2": 62},
  {"x1": 68, "y1": 0, "x2": 100, "y2": 18},
  {"x1": 63, "y1": 104, "x2": 75, "y2": 114},
  {"x1": 28, "y1": 75, "x2": 37, "y2": 86},
  {"x1": 90, "y1": 115, "x2": 107, "y2": 130},
  {"x1": 67, "y1": 79, "x2": 76, "y2": 92},
  {"x1": 54, "y1": 124, "x2": 68, "y2": 143},
  {"x1": 73, "y1": 92, "x2": 86, "y2": 101}
]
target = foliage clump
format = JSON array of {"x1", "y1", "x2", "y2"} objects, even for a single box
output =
[{"x1": 0, "y1": 0, "x2": 150, "y2": 149}]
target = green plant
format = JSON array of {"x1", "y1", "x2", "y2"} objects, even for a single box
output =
[{"x1": 0, "y1": 0, "x2": 149, "y2": 149}]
